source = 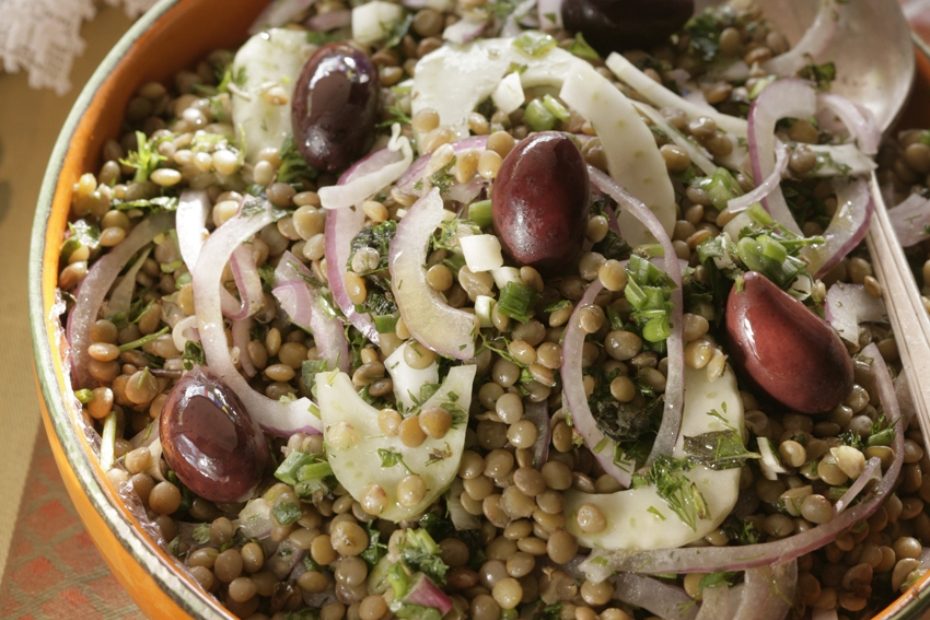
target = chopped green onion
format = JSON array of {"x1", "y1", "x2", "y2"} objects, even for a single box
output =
[
  {"x1": 274, "y1": 450, "x2": 333, "y2": 486},
  {"x1": 642, "y1": 316, "x2": 671, "y2": 342},
  {"x1": 699, "y1": 168, "x2": 743, "y2": 210},
  {"x1": 74, "y1": 388, "x2": 93, "y2": 404},
  {"x1": 568, "y1": 33, "x2": 600, "y2": 61},
  {"x1": 467, "y1": 199, "x2": 493, "y2": 229},
  {"x1": 541, "y1": 95, "x2": 570, "y2": 121},
  {"x1": 118, "y1": 326, "x2": 170, "y2": 352},
  {"x1": 758, "y1": 235, "x2": 788, "y2": 263},
  {"x1": 497, "y1": 281, "x2": 537, "y2": 323},
  {"x1": 524, "y1": 99, "x2": 557, "y2": 132},
  {"x1": 867, "y1": 427, "x2": 895, "y2": 447},
  {"x1": 513, "y1": 31, "x2": 557, "y2": 58},
  {"x1": 373, "y1": 314, "x2": 399, "y2": 333}
]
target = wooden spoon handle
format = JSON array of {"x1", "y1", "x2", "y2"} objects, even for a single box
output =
[{"x1": 864, "y1": 174, "x2": 930, "y2": 450}]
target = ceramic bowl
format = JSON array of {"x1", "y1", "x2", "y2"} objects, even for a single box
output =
[{"x1": 26, "y1": 1, "x2": 930, "y2": 617}]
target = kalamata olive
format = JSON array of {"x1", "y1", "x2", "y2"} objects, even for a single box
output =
[
  {"x1": 291, "y1": 43, "x2": 380, "y2": 173},
  {"x1": 726, "y1": 271, "x2": 853, "y2": 414},
  {"x1": 159, "y1": 368, "x2": 269, "y2": 502},
  {"x1": 491, "y1": 132, "x2": 589, "y2": 273},
  {"x1": 562, "y1": 0, "x2": 694, "y2": 55}
]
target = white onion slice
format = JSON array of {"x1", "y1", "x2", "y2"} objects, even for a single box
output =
[
  {"x1": 68, "y1": 212, "x2": 174, "y2": 387},
  {"x1": 834, "y1": 456, "x2": 882, "y2": 513},
  {"x1": 732, "y1": 561, "x2": 797, "y2": 620},
  {"x1": 748, "y1": 79, "x2": 816, "y2": 235},
  {"x1": 274, "y1": 250, "x2": 350, "y2": 372},
  {"x1": 319, "y1": 125, "x2": 413, "y2": 210},
  {"x1": 613, "y1": 574, "x2": 696, "y2": 620},
  {"x1": 587, "y1": 166, "x2": 684, "y2": 464},
  {"x1": 172, "y1": 315, "x2": 200, "y2": 353},
  {"x1": 888, "y1": 192, "x2": 930, "y2": 247},
  {"x1": 727, "y1": 142, "x2": 788, "y2": 213},
  {"x1": 443, "y1": 13, "x2": 487, "y2": 44},
  {"x1": 192, "y1": 200, "x2": 320, "y2": 436},
  {"x1": 632, "y1": 100, "x2": 717, "y2": 176},
  {"x1": 560, "y1": 281, "x2": 633, "y2": 487},
  {"x1": 824, "y1": 282, "x2": 886, "y2": 343},
  {"x1": 606, "y1": 52, "x2": 748, "y2": 137},
  {"x1": 580, "y1": 343, "x2": 903, "y2": 579},
  {"x1": 389, "y1": 188, "x2": 477, "y2": 360},
  {"x1": 764, "y1": 0, "x2": 839, "y2": 77},
  {"x1": 818, "y1": 93, "x2": 881, "y2": 156},
  {"x1": 491, "y1": 72, "x2": 525, "y2": 115},
  {"x1": 802, "y1": 177, "x2": 873, "y2": 278}
]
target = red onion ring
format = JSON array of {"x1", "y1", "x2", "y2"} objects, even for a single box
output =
[
  {"x1": 274, "y1": 250, "x2": 350, "y2": 372},
  {"x1": 695, "y1": 583, "x2": 740, "y2": 620},
  {"x1": 834, "y1": 456, "x2": 882, "y2": 513},
  {"x1": 560, "y1": 281, "x2": 633, "y2": 487},
  {"x1": 319, "y1": 134, "x2": 412, "y2": 210},
  {"x1": 727, "y1": 142, "x2": 788, "y2": 213},
  {"x1": 803, "y1": 177, "x2": 874, "y2": 278},
  {"x1": 587, "y1": 166, "x2": 684, "y2": 466},
  {"x1": 227, "y1": 245, "x2": 264, "y2": 320},
  {"x1": 402, "y1": 574, "x2": 453, "y2": 615},
  {"x1": 824, "y1": 282, "x2": 886, "y2": 344},
  {"x1": 324, "y1": 203, "x2": 378, "y2": 343},
  {"x1": 818, "y1": 93, "x2": 881, "y2": 156},
  {"x1": 106, "y1": 247, "x2": 151, "y2": 318},
  {"x1": 888, "y1": 192, "x2": 930, "y2": 247},
  {"x1": 395, "y1": 136, "x2": 488, "y2": 197},
  {"x1": 192, "y1": 200, "x2": 321, "y2": 436},
  {"x1": 732, "y1": 561, "x2": 797, "y2": 620},
  {"x1": 613, "y1": 573, "x2": 697, "y2": 620},
  {"x1": 748, "y1": 79, "x2": 816, "y2": 235},
  {"x1": 67, "y1": 212, "x2": 174, "y2": 387},
  {"x1": 579, "y1": 342, "x2": 903, "y2": 578},
  {"x1": 305, "y1": 9, "x2": 350, "y2": 31},
  {"x1": 525, "y1": 400, "x2": 551, "y2": 468}
]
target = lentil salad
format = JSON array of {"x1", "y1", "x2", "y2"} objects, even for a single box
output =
[{"x1": 55, "y1": 1, "x2": 930, "y2": 619}]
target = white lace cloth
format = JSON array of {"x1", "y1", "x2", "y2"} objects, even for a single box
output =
[{"x1": 0, "y1": 0, "x2": 157, "y2": 95}]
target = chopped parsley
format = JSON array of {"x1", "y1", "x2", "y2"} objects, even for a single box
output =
[
  {"x1": 633, "y1": 455, "x2": 708, "y2": 530},
  {"x1": 684, "y1": 429, "x2": 760, "y2": 470},
  {"x1": 119, "y1": 131, "x2": 166, "y2": 183},
  {"x1": 277, "y1": 136, "x2": 318, "y2": 187},
  {"x1": 60, "y1": 219, "x2": 100, "y2": 261},
  {"x1": 181, "y1": 341, "x2": 205, "y2": 371},
  {"x1": 798, "y1": 61, "x2": 837, "y2": 90},
  {"x1": 112, "y1": 196, "x2": 179, "y2": 213},
  {"x1": 397, "y1": 528, "x2": 449, "y2": 583},
  {"x1": 378, "y1": 447, "x2": 412, "y2": 473}
]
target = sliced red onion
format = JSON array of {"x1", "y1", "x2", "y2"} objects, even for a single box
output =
[
  {"x1": 560, "y1": 281, "x2": 632, "y2": 487},
  {"x1": 305, "y1": 9, "x2": 350, "y2": 31},
  {"x1": 727, "y1": 142, "x2": 788, "y2": 213},
  {"x1": 403, "y1": 573, "x2": 453, "y2": 615},
  {"x1": 834, "y1": 456, "x2": 882, "y2": 513},
  {"x1": 395, "y1": 136, "x2": 488, "y2": 197},
  {"x1": 803, "y1": 177, "x2": 873, "y2": 278},
  {"x1": 525, "y1": 400, "x2": 550, "y2": 467},
  {"x1": 889, "y1": 192, "x2": 930, "y2": 247},
  {"x1": 588, "y1": 166, "x2": 684, "y2": 466},
  {"x1": 231, "y1": 317, "x2": 256, "y2": 378},
  {"x1": 227, "y1": 244, "x2": 264, "y2": 320},
  {"x1": 580, "y1": 343, "x2": 902, "y2": 579},
  {"x1": 732, "y1": 561, "x2": 797, "y2": 620},
  {"x1": 696, "y1": 584, "x2": 740, "y2": 620},
  {"x1": 67, "y1": 212, "x2": 174, "y2": 387},
  {"x1": 764, "y1": 0, "x2": 839, "y2": 77},
  {"x1": 388, "y1": 188, "x2": 477, "y2": 360},
  {"x1": 105, "y1": 247, "x2": 151, "y2": 318},
  {"x1": 824, "y1": 282, "x2": 887, "y2": 344},
  {"x1": 632, "y1": 101, "x2": 717, "y2": 176},
  {"x1": 172, "y1": 315, "x2": 200, "y2": 352},
  {"x1": 274, "y1": 251, "x2": 350, "y2": 372},
  {"x1": 446, "y1": 178, "x2": 485, "y2": 205},
  {"x1": 176, "y1": 189, "x2": 211, "y2": 273},
  {"x1": 537, "y1": 0, "x2": 562, "y2": 29},
  {"x1": 324, "y1": 202, "x2": 378, "y2": 343},
  {"x1": 748, "y1": 79, "x2": 816, "y2": 235},
  {"x1": 318, "y1": 126, "x2": 413, "y2": 210},
  {"x1": 192, "y1": 200, "x2": 321, "y2": 436},
  {"x1": 612, "y1": 573, "x2": 697, "y2": 620},
  {"x1": 818, "y1": 93, "x2": 881, "y2": 156},
  {"x1": 443, "y1": 14, "x2": 487, "y2": 44},
  {"x1": 249, "y1": 0, "x2": 316, "y2": 34}
]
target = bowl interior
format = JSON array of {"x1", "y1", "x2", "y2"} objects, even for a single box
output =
[{"x1": 28, "y1": 8, "x2": 930, "y2": 620}]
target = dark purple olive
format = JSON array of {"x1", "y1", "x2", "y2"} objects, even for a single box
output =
[
  {"x1": 291, "y1": 43, "x2": 380, "y2": 173},
  {"x1": 726, "y1": 271, "x2": 853, "y2": 414},
  {"x1": 159, "y1": 368, "x2": 268, "y2": 502},
  {"x1": 491, "y1": 132, "x2": 589, "y2": 273},
  {"x1": 562, "y1": 0, "x2": 694, "y2": 55}
]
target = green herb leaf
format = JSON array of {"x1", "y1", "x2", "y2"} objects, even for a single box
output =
[
  {"x1": 182, "y1": 341, "x2": 205, "y2": 371},
  {"x1": 119, "y1": 131, "x2": 167, "y2": 183},
  {"x1": 398, "y1": 528, "x2": 449, "y2": 583},
  {"x1": 568, "y1": 33, "x2": 599, "y2": 61},
  {"x1": 113, "y1": 196, "x2": 180, "y2": 213},
  {"x1": 361, "y1": 526, "x2": 388, "y2": 567},
  {"x1": 277, "y1": 135, "x2": 318, "y2": 187},
  {"x1": 513, "y1": 31, "x2": 557, "y2": 58},
  {"x1": 684, "y1": 430, "x2": 760, "y2": 470},
  {"x1": 798, "y1": 61, "x2": 837, "y2": 90},
  {"x1": 118, "y1": 326, "x2": 170, "y2": 352},
  {"x1": 378, "y1": 447, "x2": 412, "y2": 473},
  {"x1": 633, "y1": 456, "x2": 708, "y2": 530}
]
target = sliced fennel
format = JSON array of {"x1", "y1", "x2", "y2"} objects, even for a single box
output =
[
  {"x1": 316, "y1": 365, "x2": 476, "y2": 522},
  {"x1": 564, "y1": 364, "x2": 744, "y2": 550},
  {"x1": 560, "y1": 64, "x2": 677, "y2": 246},
  {"x1": 352, "y1": 1, "x2": 405, "y2": 46},
  {"x1": 230, "y1": 29, "x2": 316, "y2": 161},
  {"x1": 385, "y1": 341, "x2": 440, "y2": 411}
]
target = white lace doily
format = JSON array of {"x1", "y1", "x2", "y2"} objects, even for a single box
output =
[{"x1": 0, "y1": 0, "x2": 157, "y2": 95}]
